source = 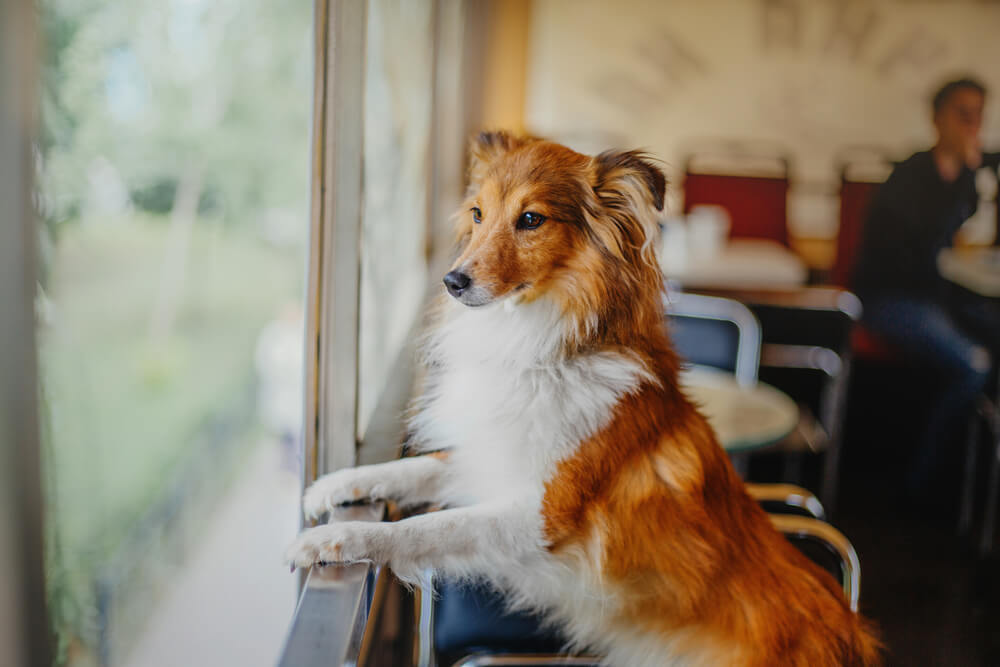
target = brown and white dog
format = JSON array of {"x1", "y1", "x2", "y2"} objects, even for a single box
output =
[{"x1": 286, "y1": 132, "x2": 881, "y2": 666}]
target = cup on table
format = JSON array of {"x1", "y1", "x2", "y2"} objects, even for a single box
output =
[
  {"x1": 658, "y1": 216, "x2": 688, "y2": 274},
  {"x1": 687, "y1": 205, "x2": 731, "y2": 260}
]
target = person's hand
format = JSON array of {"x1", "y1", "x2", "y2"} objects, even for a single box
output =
[
  {"x1": 963, "y1": 140, "x2": 983, "y2": 171},
  {"x1": 934, "y1": 147, "x2": 962, "y2": 182}
]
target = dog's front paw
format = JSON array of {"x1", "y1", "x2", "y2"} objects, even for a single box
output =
[
  {"x1": 302, "y1": 468, "x2": 387, "y2": 520},
  {"x1": 284, "y1": 522, "x2": 381, "y2": 570}
]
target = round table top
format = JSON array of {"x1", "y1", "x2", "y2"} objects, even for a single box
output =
[{"x1": 679, "y1": 366, "x2": 799, "y2": 453}]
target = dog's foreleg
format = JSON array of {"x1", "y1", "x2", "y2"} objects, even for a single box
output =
[
  {"x1": 302, "y1": 455, "x2": 451, "y2": 520},
  {"x1": 285, "y1": 501, "x2": 543, "y2": 586}
]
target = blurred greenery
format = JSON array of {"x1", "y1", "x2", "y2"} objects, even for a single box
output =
[
  {"x1": 40, "y1": 218, "x2": 302, "y2": 663},
  {"x1": 37, "y1": 0, "x2": 312, "y2": 662},
  {"x1": 38, "y1": 0, "x2": 313, "y2": 241}
]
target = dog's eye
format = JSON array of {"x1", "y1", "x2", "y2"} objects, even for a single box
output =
[
  {"x1": 471, "y1": 207, "x2": 482, "y2": 224},
  {"x1": 517, "y1": 212, "x2": 547, "y2": 230}
]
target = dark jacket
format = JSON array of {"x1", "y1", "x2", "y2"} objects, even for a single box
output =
[{"x1": 851, "y1": 150, "x2": 1000, "y2": 303}]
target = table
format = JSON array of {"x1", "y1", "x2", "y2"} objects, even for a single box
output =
[
  {"x1": 679, "y1": 365, "x2": 799, "y2": 455},
  {"x1": 664, "y1": 239, "x2": 808, "y2": 290},
  {"x1": 937, "y1": 246, "x2": 1000, "y2": 297}
]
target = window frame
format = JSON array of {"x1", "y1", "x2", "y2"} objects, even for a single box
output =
[
  {"x1": 304, "y1": 0, "x2": 472, "y2": 480},
  {"x1": 0, "y1": 1, "x2": 52, "y2": 665},
  {"x1": 304, "y1": 0, "x2": 367, "y2": 484}
]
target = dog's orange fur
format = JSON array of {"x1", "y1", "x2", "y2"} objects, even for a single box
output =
[{"x1": 453, "y1": 132, "x2": 881, "y2": 665}]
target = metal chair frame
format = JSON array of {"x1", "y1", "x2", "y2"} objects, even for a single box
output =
[
  {"x1": 664, "y1": 290, "x2": 761, "y2": 387},
  {"x1": 746, "y1": 482, "x2": 826, "y2": 520},
  {"x1": 768, "y1": 514, "x2": 861, "y2": 613}
]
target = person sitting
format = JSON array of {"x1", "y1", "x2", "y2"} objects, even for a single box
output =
[{"x1": 851, "y1": 76, "x2": 1000, "y2": 499}]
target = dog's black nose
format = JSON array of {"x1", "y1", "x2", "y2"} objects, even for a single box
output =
[{"x1": 443, "y1": 270, "x2": 471, "y2": 296}]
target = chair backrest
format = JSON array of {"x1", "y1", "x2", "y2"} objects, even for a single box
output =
[
  {"x1": 831, "y1": 154, "x2": 892, "y2": 287},
  {"x1": 742, "y1": 287, "x2": 862, "y2": 351},
  {"x1": 665, "y1": 291, "x2": 761, "y2": 386},
  {"x1": 696, "y1": 287, "x2": 861, "y2": 419},
  {"x1": 745, "y1": 482, "x2": 826, "y2": 520},
  {"x1": 832, "y1": 180, "x2": 880, "y2": 288},
  {"x1": 683, "y1": 172, "x2": 790, "y2": 246}
]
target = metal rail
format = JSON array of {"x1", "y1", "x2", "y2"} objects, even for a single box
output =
[{"x1": 278, "y1": 502, "x2": 384, "y2": 667}]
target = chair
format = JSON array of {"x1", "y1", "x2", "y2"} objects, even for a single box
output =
[
  {"x1": 664, "y1": 291, "x2": 761, "y2": 387},
  {"x1": 746, "y1": 482, "x2": 826, "y2": 520},
  {"x1": 695, "y1": 287, "x2": 862, "y2": 516},
  {"x1": 418, "y1": 509, "x2": 859, "y2": 666},
  {"x1": 682, "y1": 147, "x2": 791, "y2": 246},
  {"x1": 665, "y1": 290, "x2": 763, "y2": 477},
  {"x1": 769, "y1": 514, "x2": 861, "y2": 613},
  {"x1": 829, "y1": 153, "x2": 896, "y2": 365}
]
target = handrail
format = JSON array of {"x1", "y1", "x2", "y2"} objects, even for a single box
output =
[{"x1": 278, "y1": 502, "x2": 385, "y2": 667}]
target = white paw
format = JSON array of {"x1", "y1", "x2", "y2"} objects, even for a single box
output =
[
  {"x1": 302, "y1": 468, "x2": 386, "y2": 520},
  {"x1": 284, "y1": 522, "x2": 379, "y2": 570}
]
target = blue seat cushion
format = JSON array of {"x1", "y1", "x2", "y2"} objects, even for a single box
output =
[{"x1": 433, "y1": 578, "x2": 567, "y2": 660}]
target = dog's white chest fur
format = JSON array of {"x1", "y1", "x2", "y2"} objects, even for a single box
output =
[{"x1": 412, "y1": 298, "x2": 651, "y2": 506}]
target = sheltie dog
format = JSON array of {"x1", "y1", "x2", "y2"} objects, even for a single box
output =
[{"x1": 286, "y1": 132, "x2": 881, "y2": 666}]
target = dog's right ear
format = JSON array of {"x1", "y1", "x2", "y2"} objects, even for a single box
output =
[{"x1": 468, "y1": 131, "x2": 527, "y2": 185}]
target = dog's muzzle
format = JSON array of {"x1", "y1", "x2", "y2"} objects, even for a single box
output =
[
  {"x1": 443, "y1": 270, "x2": 493, "y2": 307},
  {"x1": 443, "y1": 270, "x2": 471, "y2": 297}
]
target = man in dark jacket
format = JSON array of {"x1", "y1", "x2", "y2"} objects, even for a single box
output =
[{"x1": 852, "y1": 77, "x2": 1000, "y2": 497}]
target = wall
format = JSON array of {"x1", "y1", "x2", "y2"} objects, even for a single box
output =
[{"x1": 525, "y1": 0, "x2": 1000, "y2": 239}]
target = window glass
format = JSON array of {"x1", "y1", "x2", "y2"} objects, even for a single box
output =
[
  {"x1": 357, "y1": 0, "x2": 435, "y2": 437},
  {"x1": 37, "y1": 0, "x2": 311, "y2": 665}
]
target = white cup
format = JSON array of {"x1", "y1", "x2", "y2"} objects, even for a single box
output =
[{"x1": 687, "y1": 205, "x2": 730, "y2": 260}]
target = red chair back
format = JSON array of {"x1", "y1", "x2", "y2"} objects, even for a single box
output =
[
  {"x1": 831, "y1": 179, "x2": 881, "y2": 288},
  {"x1": 683, "y1": 172, "x2": 790, "y2": 246}
]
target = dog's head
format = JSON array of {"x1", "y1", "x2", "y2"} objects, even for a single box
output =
[{"x1": 444, "y1": 132, "x2": 666, "y2": 317}]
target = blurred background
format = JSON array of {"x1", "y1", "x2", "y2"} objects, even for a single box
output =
[
  {"x1": 35, "y1": 0, "x2": 311, "y2": 665},
  {"x1": 3, "y1": 0, "x2": 999, "y2": 666}
]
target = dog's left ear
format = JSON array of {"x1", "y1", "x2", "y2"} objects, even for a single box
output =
[
  {"x1": 592, "y1": 150, "x2": 666, "y2": 212},
  {"x1": 468, "y1": 131, "x2": 532, "y2": 186}
]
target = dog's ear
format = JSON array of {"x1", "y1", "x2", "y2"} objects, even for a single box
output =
[
  {"x1": 587, "y1": 151, "x2": 666, "y2": 262},
  {"x1": 468, "y1": 131, "x2": 530, "y2": 185},
  {"x1": 592, "y1": 150, "x2": 666, "y2": 212}
]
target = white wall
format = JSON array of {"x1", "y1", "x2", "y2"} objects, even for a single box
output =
[{"x1": 526, "y1": 0, "x2": 1000, "y2": 239}]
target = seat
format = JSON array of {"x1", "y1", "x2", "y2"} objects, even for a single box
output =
[
  {"x1": 682, "y1": 146, "x2": 790, "y2": 246},
  {"x1": 418, "y1": 511, "x2": 859, "y2": 666}
]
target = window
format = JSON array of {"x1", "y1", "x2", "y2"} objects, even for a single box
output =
[
  {"x1": 37, "y1": 1, "x2": 312, "y2": 664},
  {"x1": 358, "y1": 0, "x2": 436, "y2": 438}
]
